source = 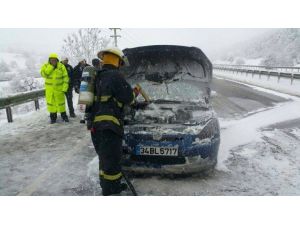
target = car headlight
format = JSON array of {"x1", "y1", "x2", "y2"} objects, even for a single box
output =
[{"x1": 198, "y1": 118, "x2": 220, "y2": 140}]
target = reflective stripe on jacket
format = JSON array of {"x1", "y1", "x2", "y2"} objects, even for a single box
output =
[{"x1": 91, "y1": 65, "x2": 135, "y2": 136}]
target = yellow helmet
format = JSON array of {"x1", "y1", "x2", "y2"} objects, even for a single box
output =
[
  {"x1": 49, "y1": 53, "x2": 59, "y2": 60},
  {"x1": 97, "y1": 47, "x2": 129, "y2": 66}
]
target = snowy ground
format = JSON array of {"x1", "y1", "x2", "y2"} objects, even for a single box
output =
[{"x1": 1, "y1": 78, "x2": 300, "y2": 195}]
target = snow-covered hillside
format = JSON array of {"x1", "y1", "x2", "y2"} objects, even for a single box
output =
[
  {"x1": 215, "y1": 28, "x2": 300, "y2": 67},
  {"x1": 0, "y1": 52, "x2": 27, "y2": 71},
  {"x1": 214, "y1": 58, "x2": 264, "y2": 66},
  {"x1": 0, "y1": 51, "x2": 46, "y2": 96},
  {"x1": 0, "y1": 51, "x2": 47, "y2": 121},
  {"x1": 0, "y1": 51, "x2": 47, "y2": 80}
]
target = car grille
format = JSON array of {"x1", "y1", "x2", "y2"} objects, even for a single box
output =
[
  {"x1": 128, "y1": 132, "x2": 184, "y2": 140},
  {"x1": 129, "y1": 155, "x2": 186, "y2": 165}
]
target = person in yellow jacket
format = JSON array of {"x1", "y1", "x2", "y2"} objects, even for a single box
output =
[{"x1": 40, "y1": 53, "x2": 70, "y2": 123}]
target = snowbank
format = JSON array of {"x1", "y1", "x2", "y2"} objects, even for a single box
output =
[
  {"x1": 215, "y1": 70, "x2": 300, "y2": 97},
  {"x1": 213, "y1": 58, "x2": 264, "y2": 66},
  {"x1": 217, "y1": 87, "x2": 300, "y2": 171}
]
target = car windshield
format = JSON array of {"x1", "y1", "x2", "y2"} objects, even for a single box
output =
[{"x1": 131, "y1": 80, "x2": 207, "y2": 103}]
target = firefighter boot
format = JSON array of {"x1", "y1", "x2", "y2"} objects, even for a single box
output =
[{"x1": 100, "y1": 177, "x2": 128, "y2": 196}]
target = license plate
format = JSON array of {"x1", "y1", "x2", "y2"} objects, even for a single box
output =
[{"x1": 137, "y1": 146, "x2": 178, "y2": 156}]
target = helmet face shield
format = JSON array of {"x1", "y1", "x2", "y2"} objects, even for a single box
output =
[{"x1": 102, "y1": 53, "x2": 120, "y2": 67}]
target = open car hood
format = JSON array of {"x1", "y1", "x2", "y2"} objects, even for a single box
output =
[
  {"x1": 122, "y1": 45, "x2": 213, "y2": 84},
  {"x1": 122, "y1": 45, "x2": 214, "y2": 127}
]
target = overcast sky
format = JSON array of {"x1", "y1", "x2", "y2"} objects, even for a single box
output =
[{"x1": 0, "y1": 28, "x2": 273, "y2": 58}]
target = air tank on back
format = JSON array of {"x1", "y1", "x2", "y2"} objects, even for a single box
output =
[{"x1": 78, "y1": 66, "x2": 97, "y2": 106}]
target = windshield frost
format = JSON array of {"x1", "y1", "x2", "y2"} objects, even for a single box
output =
[{"x1": 132, "y1": 80, "x2": 206, "y2": 103}]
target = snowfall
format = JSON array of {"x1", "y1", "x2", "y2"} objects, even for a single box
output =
[{"x1": 1, "y1": 66, "x2": 300, "y2": 195}]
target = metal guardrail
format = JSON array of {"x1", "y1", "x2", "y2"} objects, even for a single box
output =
[
  {"x1": 213, "y1": 64, "x2": 300, "y2": 84},
  {"x1": 0, "y1": 89, "x2": 45, "y2": 123},
  {"x1": 214, "y1": 64, "x2": 300, "y2": 73}
]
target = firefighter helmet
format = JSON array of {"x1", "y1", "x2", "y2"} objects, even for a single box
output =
[{"x1": 97, "y1": 47, "x2": 129, "y2": 66}]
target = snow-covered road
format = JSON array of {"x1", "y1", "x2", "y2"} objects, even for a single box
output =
[{"x1": 1, "y1": 78, "x2": 300, "y2": 195}]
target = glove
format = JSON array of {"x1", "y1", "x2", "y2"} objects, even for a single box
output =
[{"x1": 133, "y1": 85, "x2": 141, "y2": 98}]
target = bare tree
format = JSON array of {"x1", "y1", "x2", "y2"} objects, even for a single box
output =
[
  {"x1": 61, "y1": 28, "x2": 111, "y2": 65},
  {"x1": 11, "y1": 75, "x2": 42, "y2": 93}
]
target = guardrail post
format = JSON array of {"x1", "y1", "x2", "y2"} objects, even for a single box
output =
[
  {"x1": 6, "y1": 106, "x2": 13, "y2": 123},
  {"x1": 277, "y1": 72, "x2": 281, "y2": 83},
  {"x1": 291, "y1": 73, "x2": 294, "y2": 85},
  {"x1": 268, "y1": 71, "x2": 271, "y2": 80},
  {"x1": 252, "y1": 71, "x2": 255, "y2": 78},
  {"x1": 34, "y1": 99, "x2": 40, "y2": 110}
]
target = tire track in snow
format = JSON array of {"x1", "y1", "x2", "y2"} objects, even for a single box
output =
[
  {"x1": 17, "y1": 138, "x2": 86, "y2": 196},
  {"x1": 217, "y1": 97, "x2": 300, "y2": 171}
]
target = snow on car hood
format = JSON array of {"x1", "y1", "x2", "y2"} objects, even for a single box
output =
[{"x1": 125, "y1": 102, "x2": 215, "y2": 135}]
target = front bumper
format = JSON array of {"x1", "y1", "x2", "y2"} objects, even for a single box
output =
[
  {"x1": 122, "y1": 155, "x2": 217, "y2": 175},
  {"x1": 122, "y1": 137, "x2": 220, "y2": 175}
]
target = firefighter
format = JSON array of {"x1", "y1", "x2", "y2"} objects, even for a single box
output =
[
  {"x1": 88, "y1": 48, "x2": 137, "y2": 196},
  {"x1": 61, "y1": 57, "x2": 76, "y2": 117},
  {"x1": 40, "y1": 53, "x2": 69, "y2": 123}
]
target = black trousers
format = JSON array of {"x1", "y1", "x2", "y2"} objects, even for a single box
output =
[
  {"x1": 93, "y1": 129, "x2": 123, "y2": 192},
  {"x1": 65, "y1": 87, "x2": 74, "y2": 114},
  {"x1": 94, "y1": 129, "x2": 122, "y2": 174}
]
